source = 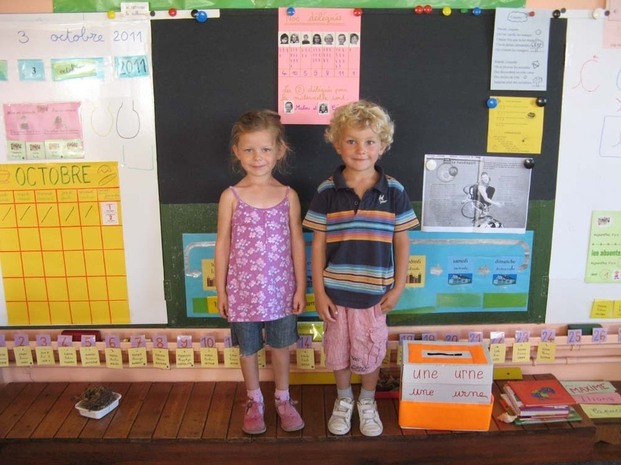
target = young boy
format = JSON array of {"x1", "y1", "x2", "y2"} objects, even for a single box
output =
[{"x1": 303, "y1": 100, "x2": 419, "y2": 437}]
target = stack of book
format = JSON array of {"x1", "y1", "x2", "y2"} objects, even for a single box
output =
[{"x1": 500, "y1": 378, "x2": 581, "y2": 425}]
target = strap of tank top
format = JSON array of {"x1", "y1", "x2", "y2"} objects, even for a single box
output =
[{"x1": 229, "y1": 186, "x2": 241, "y2": 201}]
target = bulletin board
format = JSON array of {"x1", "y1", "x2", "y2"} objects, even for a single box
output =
[
  {"x1": 546, "y1": 15, "x2": 621, "y2": 324},
  {"x1": 0, "y1": 14, "x2": 167, "y2": 326},
  {"x1": 153, "y1": 9, "x2": 567, "y2": 327}
]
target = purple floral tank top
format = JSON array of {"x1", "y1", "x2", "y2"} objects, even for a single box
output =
[{"x1": 226, "y1": 186, "x2": 295, "y2": 322}]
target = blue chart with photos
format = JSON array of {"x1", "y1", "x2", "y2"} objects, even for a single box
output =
[{"x1": 183, "y1": 231, "x2": 533, "y2": 323}]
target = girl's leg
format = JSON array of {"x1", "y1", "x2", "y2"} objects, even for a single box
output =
[
  {"x1": 239, "y1": 352, "x2": 266, "y2": 435},
  {"x1": 271, "y1": 346, "x2": 304, "y2": 432}
]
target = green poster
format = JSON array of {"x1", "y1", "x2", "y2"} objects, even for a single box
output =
[
  {"x1": 586, "y1": 211, "x2": 621, "y2": 283},
  {"x1": 54, "y1": 0, "x2": 525, "y2": 13}
]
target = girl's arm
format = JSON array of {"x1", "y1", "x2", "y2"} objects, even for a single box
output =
[
  {"x1": 380, "y1": 230, "x2": 410, "y2": 313},
  {"x1": 214, "y1": 189, "x2": 235, "y2": 319},
  {"x1": 288, "y1": 189, "x2": 306, "y2": 315}
]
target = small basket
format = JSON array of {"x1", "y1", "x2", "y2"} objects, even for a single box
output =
[{"x1": 75, "y1": 392, "x2": 121, "y2": 419}]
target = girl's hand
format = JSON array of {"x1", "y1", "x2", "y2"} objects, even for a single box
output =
[
  {"x1": 291, "y1": 290, "x2": 306, "y2": 315},
  {"x1": 217, "y1": 293, "x2": 229, "y2": 319},
  {"x1": 315, "y1": 293, "x2": 338, "y2": 322}
]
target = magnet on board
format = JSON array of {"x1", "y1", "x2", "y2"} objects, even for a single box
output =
[
  {"x1": 414, "y1": 5, "x2": 424, "y2": 14},
  {"x1": 107, "y1": 10, "x2": 116, "y2": 19},
  {"x1": 536, "y1": 97, "x2": 547, "y2": 107},
  {"x1": 354, "y1": 8, "x2": 363, "y2": 16},
  {"x1": 487, "y1": 98, "x2": 498, "y2": 109},
  {"x1": 168, "y1": 8, "x2": 177, "y2": 17},
  {"x1": 552, "y1": 9, "x2": 561, "y2": 18},
  {"x1": 442, "y1": 7, "x2": 452, "y2": 16},
  {"x1": 423, "y1": 5, "x2": 433, "y2": 14},
  {"x1": 524, "y1": 158, "x2": 535, "y2": 169},
  {"x1": 287, "y1": 7, "x2": 295, "y2": 16},
  {"x1": 195, "y1": 10, "x2": 208, "y2": 22},
  {"x1": 191, "y1": 9, "x2": 198, "y2": 17},
  {"x1": 472, "y1": 7, "x2": 482, "y2": 16}
]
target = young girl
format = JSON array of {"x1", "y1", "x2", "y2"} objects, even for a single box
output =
[{"x1": 215, "y1": 110, "x2": 306, "y2": 435}]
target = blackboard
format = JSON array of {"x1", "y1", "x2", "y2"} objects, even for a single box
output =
[{"x1": 152, "y1": 10, "x2": 567, "y2": 327}]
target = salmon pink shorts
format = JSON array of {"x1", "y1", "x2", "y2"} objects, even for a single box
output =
[{"x1": 322, "y1": 304, "x2": 388, "y2": 375}]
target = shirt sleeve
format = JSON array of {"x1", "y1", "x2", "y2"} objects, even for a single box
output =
[
  {"x1": 302, "y1": 191, "x2": 328, "y2": 232},
  {"x1": 393, "y1": 185, "x2": 419, "y2": 232}
]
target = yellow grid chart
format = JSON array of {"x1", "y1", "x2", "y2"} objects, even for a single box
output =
[{"x1": 0, "y1": 161, "x2": 130, "y2": 325}]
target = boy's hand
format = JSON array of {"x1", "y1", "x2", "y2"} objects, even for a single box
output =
[
  {"x1": 315, "y1": 293, "x2": 338, "y2": 322},
  {"x1": 379, "y1": 288, "x2": 402, "y2": 314}
]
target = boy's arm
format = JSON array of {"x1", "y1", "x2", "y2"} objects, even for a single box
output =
[
  {"x1": 288, "y1": 189, "x2": 306, "y2": 314},
  {"x1": 214, "y1": 189, "x2": 234, "y2": 319},
  {"x1": 311, "y1": 231, "x2": 338, "y2": 322},
  {"x1": 380, "y1": 230, "x2": 410, "y2": 313}
]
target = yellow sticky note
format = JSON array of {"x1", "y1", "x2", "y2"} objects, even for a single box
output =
[
  {"x1": 58, "y1": 346, "x2": 77, "y2": 366},
  {"x1": 152, "y1": 347, "x2": 170, "y2": 369},
  {"x1": 13, "y1": 346, "x2": 33, "y2": 366},
  {"x1": 581, "y1": 404, "x2": 621, "y2": 419},
  {"x1": 257, "y1": 348, "x2": 266, "y2": 368},
  {"x1": 35, "y1": 346, "x2": 56, "y2": 366},
  {"x1": 489, "y1": 343, "x2": 507, "y2": 364},
  {"x1": 536, "y1": 341, "x2": 556, "y2": 362},
  {"x1": 487, "y1": 96, "x2": 544, "y2": 154},
  {"x1": 223, "y1": 347, "x2": 240, "y2": 368},
  {"x1": 128, "y1": 347, "x2": 148, "y2": 367},
  {"x1": 79, "y1": 346, "x2": 101, "y2": 366},
  {"x1": 591, "y1": 300, "x2": 613, "y2": 319},
  {"x1": 613, "y1": 301, "x2": 621, "y2": 319},
  {"x1": 381, "y1": 348, "x2": 392, "y2": 368},
  {"x1": 296, "y1": 348, "x2": 315, "y2": 369},
  {"x1": 200, "y1": 347, "x2": 219, "y2": 367},
  {"x1": 105, "y1": 347, "x2": 123, "y2": 369},
  {"x1": 305, "y1": 293, "x2": 316, "y2": 312},
  {"x1": 175, "y1": 348, "x2": 194, "y2": 368},
  {"x1": 0, "y1": 347, "x2": 9, "y2": 366},
  {"x1": 511, "y1": 341, "x2": 531, "y2": 363}
]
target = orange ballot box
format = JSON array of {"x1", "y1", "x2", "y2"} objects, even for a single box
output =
[{"x1": 399, "y1": 341, "x2": 494, "y2": 431}]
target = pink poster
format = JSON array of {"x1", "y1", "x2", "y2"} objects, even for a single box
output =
[
  {"x1": 278, "y1": 8, "x2": 361, "y2": 125},
  {"x1": 3, "y1": 102, "x2": 84, "y2": 159}
]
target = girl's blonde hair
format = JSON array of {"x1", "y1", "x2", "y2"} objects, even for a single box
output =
[
  {"x1": 230, "y1": 110, "x2": 291, "y2": 173},
  {"x1": 324, "y1": 100, "x2": 395, "y2": 152}
]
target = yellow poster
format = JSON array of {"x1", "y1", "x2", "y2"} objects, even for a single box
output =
[
  {"x1": 0, "y1": 161, "x2": 130, "y2": 325},
  {"x1": 487, "y1": 96, "x2": 544, "y2": 154}
]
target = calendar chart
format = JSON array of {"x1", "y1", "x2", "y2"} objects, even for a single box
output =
[{"x1": 0, "y1": 161, "x2": 129, "y2": 325}]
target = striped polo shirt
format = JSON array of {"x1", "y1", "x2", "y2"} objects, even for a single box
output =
[{"x1": 303, "y1": 165, "x2": 419, "y2": 309}]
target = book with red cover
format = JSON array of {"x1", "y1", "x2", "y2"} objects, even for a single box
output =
[{"x1": 506, "y1": 379, "x2": 576, "y2": 408}]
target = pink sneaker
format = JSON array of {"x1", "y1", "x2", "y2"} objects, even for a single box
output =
[
  {"x1": 242, "y1": 400, "x2": 266, "y2": 435},
  {"x1": 275, "y1": 398, "x2": 305, "y2": 432}
]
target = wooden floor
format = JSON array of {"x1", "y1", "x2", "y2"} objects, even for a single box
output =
[{"x1": 0, "y1": 376, "x2": 618, "y2": 465}]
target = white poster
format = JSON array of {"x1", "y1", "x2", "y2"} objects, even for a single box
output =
[{"x1": 0, "y1": 14, "x2": 166, "y2": 325}]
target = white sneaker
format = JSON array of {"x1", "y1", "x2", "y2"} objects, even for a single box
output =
[
  {"x1": 328, "y1": 397, "x2": 354, "y2": 435},
  {"x1": 357, "y1": 398, "x2": 383, "y2": 437}
]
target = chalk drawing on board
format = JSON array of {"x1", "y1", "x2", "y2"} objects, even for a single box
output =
[
  {"x1": 600, "y1": 116, "x2": 621, "y2": 158},
  {"x1": 85, "y1": 101, "x2": 114, "y2": 138},
  {"x1": 572, "y1": 55, "x2": 600, "y2": 92},
  {"x1": 115, "y1": 100, "x2": 140, "y2": 139}
]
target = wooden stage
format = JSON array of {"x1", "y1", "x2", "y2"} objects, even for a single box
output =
[{"x1": 0, "y1": 376, "x2": 619, "y2": 465}]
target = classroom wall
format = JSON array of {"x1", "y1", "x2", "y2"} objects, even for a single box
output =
[{"x1": 1, "y1": 2, "x2": 621, "y2": 384}]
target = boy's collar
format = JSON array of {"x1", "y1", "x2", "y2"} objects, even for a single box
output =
[{"x1": 332, "y1": 165, "x2": 389, "y2": 194}]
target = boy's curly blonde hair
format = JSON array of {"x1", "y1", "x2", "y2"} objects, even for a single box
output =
[{"x1": 324, "y1": 100, "x2": 395, "y2": 152}]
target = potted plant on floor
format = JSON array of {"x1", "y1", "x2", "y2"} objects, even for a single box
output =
[{"x1": 75, "y1": 385, "x2": 122, "y2": 419}]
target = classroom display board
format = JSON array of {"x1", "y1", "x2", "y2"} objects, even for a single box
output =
[
  {"x1": 0, "y1": 14, "x2": 167, "y2": 326},
  {"x1": 546, "y1": 15, "x2": 621, "y2": 323},
  {"x1": 153, "y1": 10, "x2": 567, "y2": 327}
]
